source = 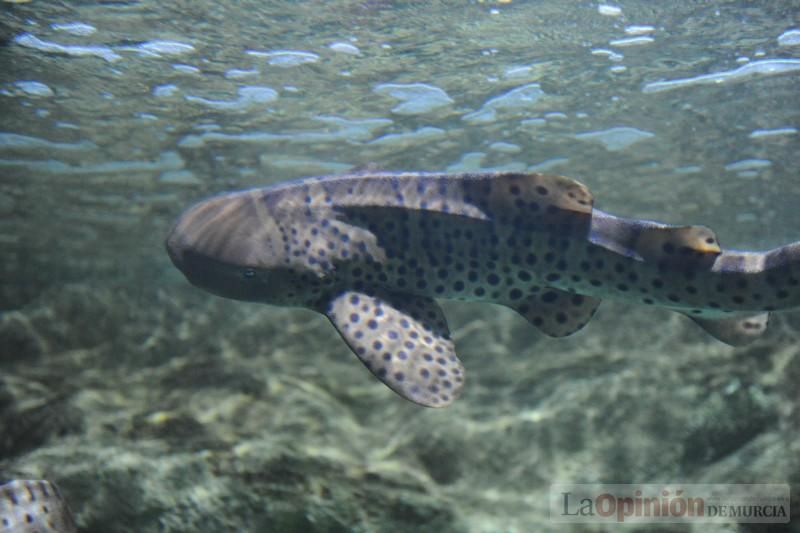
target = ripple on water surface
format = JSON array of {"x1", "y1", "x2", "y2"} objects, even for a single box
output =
[
  {"x1": 462, "y1": 83, "x2": 545, "y2": 123},
  {"x1": 0, "y1": 133, "x2": 96, "y2": 152},
  {"x1": 329, "y1": 42, "x2": 361, "y2": 55},
  {"x1": 184, "y1": 86, "x2": 278, "y2": 110},
  {"x1": 14, "y1": 81, "x2": 54, "y2": 97},
  {"x1": 373, "y1": 83, "x2": 453, "y2": 115},
  {"x1": 643, "y1": 59, "x2": 800, "y2": 93},
  {"x1": 724, "y1": 159, "x2": 772, "y2": 172},
  {"x1": 574, "y1": 127, "x2": 655, "y2": 151},
  {"x1": 246, "y1": 49, "x2": 320, "y2": 67},
  {"x1": 123, "y1": 40, "x2": 195, "y2": 57},
  {"x1": 13, "y1": 33, "x2": 121, "y2": 62},
  {"x1": 369, "y1": 127, "x2": 446, "y2": 147},
  {"x1": 609, "y1": 36, "x2": 654, "y2": 47},
  {"x1": 597, "y1": 4, "x2": 622, "y2": 17},
  {"x1": 51, "y1": 22, "x2": 97, "y2": 36},
  {"x1": 749, "y1": 127, "x2": 797, "y2": 139},
  {"x1": 178, "y1": 116, "x2": 393, "y2": 148},
  {"x1": 625, "y1": 25, "x2": 655, "y2": 36},
  {"x1": 777, "y1": 29, "x2": 800, "y2": 46}
]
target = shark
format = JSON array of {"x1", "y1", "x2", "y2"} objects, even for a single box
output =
[
  {"x1": 0, "y1": 479, "x2": 77, "y2": 533},
  {"x1": 165, "y1": 171, "x2": 800, "y2": 407}
]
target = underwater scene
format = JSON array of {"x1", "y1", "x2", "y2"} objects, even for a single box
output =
[{"x1": 1, "y1": 1, "x2": 799, "y2": 531}]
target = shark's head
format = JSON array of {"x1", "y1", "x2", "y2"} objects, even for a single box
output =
[{"x1": 165, "y1": 190, "x2": 320, "y2": 306}]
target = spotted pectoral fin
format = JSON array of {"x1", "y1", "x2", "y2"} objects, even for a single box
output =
[
  {"x1": 507, "y1": 287, "x2": 601, "y2": 337},
  {"x1": 324, "y1": 290, "x2": 465, "y2": 407},
  {"x1": 688, "y1": 313, "x2": 769, "y2": 346},
  {"x1": 0, "y1": 479, "x2": 77, "y2": 533},
  {"x1": 634, "y1": 225, "x2": 721, "y2": 267}
]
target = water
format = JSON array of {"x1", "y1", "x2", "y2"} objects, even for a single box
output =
[{"x1": 1, "y1": 1, "x2": 798, "y2": 531}]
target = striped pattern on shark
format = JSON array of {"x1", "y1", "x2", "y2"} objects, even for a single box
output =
[
  {"x1": 166, "y1": 171, "x2": 800, "y2": 407},
  {"x1": 0, "y1": 479, "x2": 77, "y2": 533}
]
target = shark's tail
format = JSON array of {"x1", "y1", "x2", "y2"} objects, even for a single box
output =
[
  {"x1": 762, "y1": 241, "x2": 800, "y2": 304},
  {"x1": 687, "y1": 241, "x2": 800, "y2": 346}
]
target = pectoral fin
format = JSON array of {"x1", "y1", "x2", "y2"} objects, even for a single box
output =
[
  {"x1": 0, "y1": 479, "x2": 77, "y2": 533},
  {"x1": 688, "y1": 313, "x2": 769, "y2": 346},
  {"x1": 324, "y1": 290, "x2": 464, "y2": 407},
  {"x1": 507, "y1": 287, "x2": 601, "y2": 337}
]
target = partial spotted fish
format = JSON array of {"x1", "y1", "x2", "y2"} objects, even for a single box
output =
[
  {"x1": 166, "y1": 172, "x2": 800, "y2": 407},
  {"x1": 0, "y1": 479, "x2": 76, "y2": 533}
]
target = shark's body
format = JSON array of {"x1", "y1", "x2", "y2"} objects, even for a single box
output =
[{"x1": 166, "y1": 172, "x2": 800, "y2": 407}]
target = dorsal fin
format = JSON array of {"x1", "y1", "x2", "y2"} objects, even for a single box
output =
[
  {"x1": 633, "y1": 224, "x2": 721, "y2": 267},
  {"x1": 464, "y1": 172, "x2": 594, "y2": 236},
  {"x1": 483, "y1": 172, "x2": 593, "y2": 214},
  {"x1": 688, "y1": 313, "x2": 769, "y2": 346}
]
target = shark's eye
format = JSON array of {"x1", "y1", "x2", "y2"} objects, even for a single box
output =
[{"x1": 243, "y1": 268, "x2": 256, "y2": 279}]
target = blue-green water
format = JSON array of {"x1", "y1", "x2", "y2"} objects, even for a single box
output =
[{"x1": 1, "y1": 1, "x2": 798, "y2": 531}]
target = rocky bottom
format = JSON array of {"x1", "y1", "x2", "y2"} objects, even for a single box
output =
[{"x1": 1, "y1": 283, "x2": 798, "y2": 532}]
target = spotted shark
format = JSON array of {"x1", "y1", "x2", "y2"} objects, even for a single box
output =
[
  {"x1": 0, "y1": 479, "x2": 77, "y2": 533},
  {"x1": 166, "y1": 171, "x2": 800, "y2": 407}
]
